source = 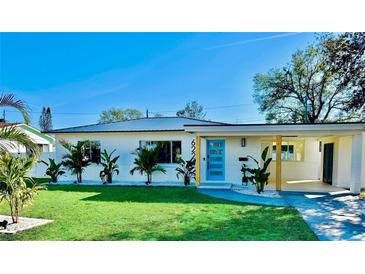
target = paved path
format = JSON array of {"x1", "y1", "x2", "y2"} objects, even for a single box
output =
[
  {"x1": 198, "y1": 189, "x2": 365, "y2": 241},
  {"x1": 197, "y1": 189, "x2": 289, "y2": 207},
  {"x1": 283, "y1": 192, "x2": 365, "y2": 241}
]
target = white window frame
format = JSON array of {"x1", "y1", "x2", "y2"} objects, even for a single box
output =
[{"x1": 272, "y1": 141, "x2": 305, "y2": 162}]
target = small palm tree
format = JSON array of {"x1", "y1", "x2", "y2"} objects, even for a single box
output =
[
  {"x1": 41, "y1": 158, "x2": 66, "y2": 183},
  {"x1": 60, "y1": 140, "x2": 90, "y2": 183},
  {"x1": 0, "y1": 153, "x2": 45, "y2": 223},
  {"x1": 176, "y1": 157, "x2": 196, "y2": 186},
  {"x1": 0, "y1": 93, "x2": 38, "y2": 155},
  {"x1": 130, "y1": 146, "x2": 166, "y2": 185},
  {"x1": 99, "y1": 149, "x2": 120, "y2": 184}
]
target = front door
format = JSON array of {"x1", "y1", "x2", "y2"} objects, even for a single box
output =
[
  {"x1": 323, "y1": 143, "x2": 334, "y2": 184},
  {"x1": 207, "y1": 140, "x2": 225, "y2": 181}
]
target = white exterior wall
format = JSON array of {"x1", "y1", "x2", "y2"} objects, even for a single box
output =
[
  {"x1": 319, "y1": 136, "x2": 353, "y2": 188},
  {"x1": 269, "y1": 138, "x2": 321, "y2": 181},
  {"x1": 199, "y1": 137, "x2": 321, "y2": 184},
  {"x1": 54, "y1": 132, "x2": 195, "y2": 183},
  {"x1": 350, "y1": 133, "x2": 365, "y2": 193},
  {"x1": 200, "y1": 136, "x2": 262, "y2": 183},
  {"x1": 13, "y1": 152, "x2": 56, "y2": 178}
]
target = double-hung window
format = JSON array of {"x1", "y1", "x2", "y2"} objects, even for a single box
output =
[{"x1": 139, "y1": 140, "x2": 182, "y2": 164}]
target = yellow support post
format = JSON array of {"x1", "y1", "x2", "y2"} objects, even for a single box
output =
[
  {"x1": 275, "y1": 135, "x2": 282, "y2": 191},
  {"x1": 195, "y1": 135, "x2": 201, "y2": 187}
]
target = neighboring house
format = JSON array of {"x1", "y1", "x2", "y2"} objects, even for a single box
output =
[
  {"x1": 46, "y1": 117, "x2": 365, "y2": 194},
  {"x1": 0, "y1": 123, "x2": 55, "y2": 153}
]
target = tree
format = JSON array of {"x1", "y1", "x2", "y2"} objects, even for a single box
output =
[
  {"x1": 98, "y1": 108, "x2": 143, "y2": 123},
  {"x1": 0, "y1": 93, "x2": 30, "y2": 124},
  {"x1": 322, "y1": 32, "x2": 365, "y2": 114},
  {"x1": 60, "y1": 140, "x2": 90, "y2": 183},
  {"x1": 39, "y1": 107, "x2": 53, "y2": 131},
  {"x1": 0, "y1": 93, "x2": 38, "y2": 155},
  {"x1": 253, "y1": 42, "x2": 360, "y2": 123},
  {"x1": 130, "y1": 146, "x2": 166, "y2": 185},
  {"x1": 0, "y1": 153, "x2": 45, "y2": 223},
  {"x1": 99, "y1": 149, "x2": 120, "y2": 184},
  {"x1": 176, "y1": 101, "x2": 206, "y2": 119}
]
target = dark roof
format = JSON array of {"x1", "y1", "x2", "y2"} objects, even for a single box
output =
[{"x1": 45, "y1": 117, "x2": 226, "y2": 133}]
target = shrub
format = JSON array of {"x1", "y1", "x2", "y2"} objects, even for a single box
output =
[{"x1": 241, "y1": 146, "x2": 272, "y2": 194}]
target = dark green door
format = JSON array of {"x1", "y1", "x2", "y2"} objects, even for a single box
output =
[{"x1": 323, "y1": 143, "x2": 334, "y2": 184}]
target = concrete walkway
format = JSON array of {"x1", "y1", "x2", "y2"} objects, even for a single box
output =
[
  {"x1": 197, "y1": 189, "x2": 289, "y2": 207},
  {"x1": 198, "y1": 189, "x2": 365, "y2": 241},
  {"x1": 283, "y1": 192, "x2": 365, "y2": 241}
]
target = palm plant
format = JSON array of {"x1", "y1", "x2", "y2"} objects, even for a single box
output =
[
  {"x1": 60, "y1": 140, "x2": 90, "y2": 183},
  {"x1": 99, "y1": 149, "x2": 120, "y2": 184},
  {"x1": 41, "y1": 158, "x2": 66, "y2": 183},
  {"x1": 0, "y1": 153, "x2": 45, "y2": 223},
  {"x1": 241, "y1": 146, "x2": 272, "y2": 194},
  {"x1": 130, "y1": 146, "x2": 166, "y2": 185},
  {"x1": 0, "y1": 93, "x2": 30, "y2": 124},
  {"x1": 0, "y1": 93, "x2": 39, "y2": 155},
  {"x1": 176, "y1": 156, "x2": 196, "y2": 186}
]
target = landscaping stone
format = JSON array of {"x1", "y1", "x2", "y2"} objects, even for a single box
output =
[
  {"x1": 232, "y1": 184, "x2": 281, "y2": 198},
  {"x1": 0, "y1": 215, "x2": 53, "y2": 234}
]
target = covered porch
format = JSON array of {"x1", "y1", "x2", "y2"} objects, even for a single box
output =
[{"x1": 185, "y1": 123, "x2": 365, "y2": 194}]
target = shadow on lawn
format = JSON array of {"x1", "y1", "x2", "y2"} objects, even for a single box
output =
[{"x1": 45, "y1": 185, "x2": 244, "y2": 205}]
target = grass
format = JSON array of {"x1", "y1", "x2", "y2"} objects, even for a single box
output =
[{"x1": 0, "y1": 185, "x2": 317, "y2": 240}]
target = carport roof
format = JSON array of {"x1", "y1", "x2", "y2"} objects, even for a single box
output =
[{"x1": 184, "y1": 122, "x2": 365, "y2": 136}]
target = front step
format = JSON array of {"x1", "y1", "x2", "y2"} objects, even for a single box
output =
[{"x1": 198, "y1": 183, "x2": 232, "y2": 189}]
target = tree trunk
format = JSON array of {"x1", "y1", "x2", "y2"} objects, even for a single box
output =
[
  {"x1": 10, "y1": 202, "x2": 16, "y2": 223},
  {"x1": 77, "y1": 172, "x2": 82, "y2": 183},
  {"x1": 107, "y1": 173, "x2": 112, "y2": 184}
]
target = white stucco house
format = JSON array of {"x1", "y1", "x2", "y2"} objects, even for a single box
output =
[
  {"x1": 45, "y1": 117, "x2": 365, "y2": 194},
  {"x1": 0, "y1": 123, "x2": 55, "y2": 153}
]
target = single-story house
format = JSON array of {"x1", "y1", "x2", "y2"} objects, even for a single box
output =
[
  {"x1": 45, "y1": 117, "x2": 365, "y2": 194},
  {"x1": 0, "y1": 123, "x2": 55, "y2": 153}
]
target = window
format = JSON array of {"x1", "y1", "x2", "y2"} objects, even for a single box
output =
[
  {"x1": 272, "y1": 141, "x2": 304, "y2": 161},
  {"x1": 83, "y1": 140, "x2": 101, "y2": 164},
  {"x1": 139, "y1": 140, "x2": 182, "y2": 164}
]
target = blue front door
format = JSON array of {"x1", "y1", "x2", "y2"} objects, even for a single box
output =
[{"x1": 207, "y1": 140, "x2": 225, "y2": 181}]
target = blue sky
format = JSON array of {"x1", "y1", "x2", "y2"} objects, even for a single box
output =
[{"x1": 0, "y1": 32, "x2": 317, "y2": 129}]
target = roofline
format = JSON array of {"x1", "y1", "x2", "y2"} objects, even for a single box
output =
[
  {"x1": 44, "y1": 129, "x2": 186, "y2": 134},
  {"x1": 184, "y1": 121, "x2": 365, "y2": 127},
  {"x1": 43, "y1": 116, "x2": 226, "y2": 134}
]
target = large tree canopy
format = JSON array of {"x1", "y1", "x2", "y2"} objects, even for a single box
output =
[
  {"x1": 322, "y1": 32, "x2": 365, "y2": 112},
  {"x1": 253, "y1": 33, "x2": 365, "y2": 123},
  {"x1": 176, "y1": 101, "x2": 206, "y2": 119},
  {"x1": 98, "y1": 108, "x2": 143, "y2": 123}
]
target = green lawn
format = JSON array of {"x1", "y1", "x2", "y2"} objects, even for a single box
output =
[{"x1": 0, "y1": 185, "x2": 317, "y2": 240}]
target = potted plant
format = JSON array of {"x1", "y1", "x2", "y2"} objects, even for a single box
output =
[
  {"x1": 130, "y1": 146, "x2": 166, "y2": 185},
  {"x1": 99, "y1": 149, "x2": 120, "y2": 184},
  {"x1": 41, "y1": 158, "x2": 66, "y2": 183},
  {"x1": 176, "y1": 156, "x2": 196, "y2": 186},
  {"x1": 240, "y1": 146, "x2": 272, "y2": 194}
]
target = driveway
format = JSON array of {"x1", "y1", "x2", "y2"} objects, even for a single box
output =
[{"x1": 282, "y1": 192, "x2": 365, "y2": 241}]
